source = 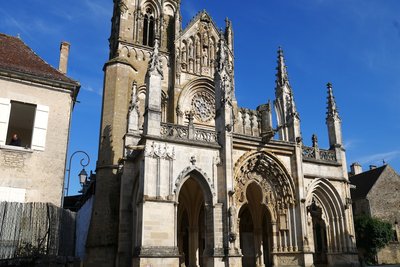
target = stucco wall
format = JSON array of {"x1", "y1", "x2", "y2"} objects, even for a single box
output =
[{"x1": 0, "y1": 77, "x2": 72, "y2": 206}]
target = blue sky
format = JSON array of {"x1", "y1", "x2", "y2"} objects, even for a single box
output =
[{"x1": 1, "y1": 0, "x2": 399, "y2": 195}]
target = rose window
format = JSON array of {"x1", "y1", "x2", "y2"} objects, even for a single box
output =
[{"x1": 191, "y1": 92, "x2": 215, "y2": 122}]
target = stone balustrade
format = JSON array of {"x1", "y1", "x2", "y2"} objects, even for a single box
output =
[
  {"x1": 160, "y1": 122, "x2": 218, "y2": 144},
  {"x1": 302, "y1": 145, "x2": 337, "y2": 163}
]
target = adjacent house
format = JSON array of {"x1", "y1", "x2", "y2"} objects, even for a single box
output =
[
  {"x1": 0, "y1": 33, "x2": 80, "y2": 206},
  {"x1": 349, "y1": 163, "x2": 400, "y2": 264}
]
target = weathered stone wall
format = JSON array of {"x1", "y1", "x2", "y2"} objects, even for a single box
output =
[
  {"x1": 0, "y1": 78, "x2": 72, "y2": 206},
  {"x1": 377, "y1": 243, "x2": 400, "y2": 264},
  {"x1": 367, "y1": 166, "x2": 400, "y2": 264},
  {"x1": 368, "y1": 166, "x2": 400, "y2": 224}
]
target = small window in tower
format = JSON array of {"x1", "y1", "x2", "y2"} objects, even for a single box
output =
[
  {"x1": 142, "y1": 8, "x2": 155, "y2": 47},
  {"x1": 149, "y1": 16, "x2": 155, "y2": 47},
  {"x1": 143, "y1": 14, "x2": 149, "y2": 46},
  {"x1": 6, "y1": 101, "x2": 36, "y2": 148}
]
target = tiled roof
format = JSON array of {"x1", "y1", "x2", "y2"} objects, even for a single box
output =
[
  {"x1": 349, "y1": 165, "x2": 387, "y2": 199},
  {"x1": 0, "y1": 33, "x2": 79, "y2": 85}
]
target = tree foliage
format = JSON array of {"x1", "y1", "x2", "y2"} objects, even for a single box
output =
[{"x1": 354, "y1": 214, "x2": 393, "y2": 263}]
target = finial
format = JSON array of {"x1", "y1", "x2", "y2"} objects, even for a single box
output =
[
  {"x1": 312, "y1": 134, "x2": 318, "y2": 148},
  {"x1": 326, "y1": 82, "x2": 340, "y2": 120},
  {"x1": 148, "y1": 38, "x2": 163, "y2": 77},
  {"x1": 276, "y1": 46, "x2": 289, "y2": 88},
  {"x1": 225, "y1": 17, "x2": 230, "y2": 27}
]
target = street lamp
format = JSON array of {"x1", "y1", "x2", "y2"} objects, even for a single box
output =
[
  {"x1": 65, "y1": 150, "x2": 90, "y2": 196},
  {"x1": 78, "y1": 168, "x2": 88, "y2": 185}
]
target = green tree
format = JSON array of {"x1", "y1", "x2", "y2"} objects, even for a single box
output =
[{"x1": 354, "y1": 214, "x2": 393, "y2": 264}]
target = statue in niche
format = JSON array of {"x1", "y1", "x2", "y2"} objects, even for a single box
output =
[
  {"x1": 203, "y1": 32, "x2": 209, "y2": 46},
  {"x1": 189, "y1": 42, "x2": 194, "y2": 58},
  {"x1": 189, "y1": 59, "x2": 194, "y2": 73},
  {"x1": 203, "y1": 47, "x2": 209, "y2": 66},
  {"x1": 182, "y1": 45, "x2": 187, "y2": 62},
  {"x1": 196, "y1": 39, "x2": 201, "y2": 58},
  {"x1": 196, "y1": 58, "x2": 200, "y2": 73},
  {"x1": 210, "y1": 43, "x2": 215, "y2": 60}
]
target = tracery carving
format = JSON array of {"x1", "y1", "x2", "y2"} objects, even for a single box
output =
[
  {"x1": 144, "y1": 142, "x2": 175, "y2": 159},
  {"x1": 234, "y1": 152, "x2": 295, "y2": 209},
  {"x1": 191, "y1": 91, "x2": 215, "y2": 122}
]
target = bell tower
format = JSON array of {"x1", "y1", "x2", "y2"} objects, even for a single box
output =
[
  {"x1": 109, "y1": 0, "x2": 181, "y2": 57},
  {"x1": 85, "y1": 1, "x2": 181, "y2": 266}
]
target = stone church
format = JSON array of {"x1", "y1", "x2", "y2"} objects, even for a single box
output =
[{"x1": 85, "y1": 1, "x2": 359, "y2": 266}]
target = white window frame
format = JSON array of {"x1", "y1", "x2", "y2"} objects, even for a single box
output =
[{"x1": 0, "y1": 97, "x2": 49, "y2": 151}]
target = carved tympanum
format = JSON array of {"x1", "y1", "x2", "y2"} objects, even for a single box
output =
[{"x1": 235, "y1": 153, "x2": 295, "y2": 208}]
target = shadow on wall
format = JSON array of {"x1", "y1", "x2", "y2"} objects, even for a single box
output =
[{"x1": 99, "y1": 125, "x2": 114, "y2": 165}]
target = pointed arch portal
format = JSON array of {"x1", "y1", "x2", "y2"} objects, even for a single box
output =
[
  {"x1": 176, "y1": 170, "x2": 214, "y2": 267},
  {"x1": 233, "y1": 150, "x2": 296, "y2": 266},
  {"x1": 305, "y1": 178, "x2": 353, "y2": 265},
  {"x1": 239, "y1": 182, "x2": 273, "y2": 267}
]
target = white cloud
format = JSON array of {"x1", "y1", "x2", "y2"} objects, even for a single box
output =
[
  {"x1": 83, "y1": 0, "x2": 111, "y2": 19},
  {"x1": 82, "y1": 85, "x2": 102, "y2": 96},
  {"x1": 357, "y1": 150, "x2": 400, "y2": 165}
]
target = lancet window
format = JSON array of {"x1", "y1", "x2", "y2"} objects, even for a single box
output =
[{"x1": 142, "y1": 8, "x2": 155, "y2": 47}]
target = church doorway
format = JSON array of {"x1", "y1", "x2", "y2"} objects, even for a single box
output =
[
  {"x1": 239, "y1": 182, "x2": 272, "y2": 267},
  {"x1": 177, "y1": 177, "x2": 207, "y2": 267},
  {"x1": 308, "y1": 202, "x2": 328, "y2": 266}
]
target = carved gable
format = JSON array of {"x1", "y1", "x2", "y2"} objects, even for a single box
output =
[{"x1": 175, "y1": 11, "x2": 222, "y2": 78}]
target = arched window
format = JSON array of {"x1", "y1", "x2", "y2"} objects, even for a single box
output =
[{"x1": 142, "y1": 8, "x2": 155, "y2": 47}]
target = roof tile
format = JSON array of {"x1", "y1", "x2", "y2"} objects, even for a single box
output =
[{"x1": 0, "y1": 33, "x2": 78, "y2": 85}]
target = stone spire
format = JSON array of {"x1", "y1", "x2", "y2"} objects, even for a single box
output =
[
  {"x1": 325, "y1": 82, "x2": 342, "y2": 148},
  {"x1": 273, "y1": 47, "x2": 301, "y2": 142},
  {"x1": 326, "y1": 82, "x2": 340, "y2": 121},
  {"x1": 276, "y1": 47, "x2": 290, "y2": 89},
  {"x1": 224, "y1": 17, "x2": 234, "y2": 51}
]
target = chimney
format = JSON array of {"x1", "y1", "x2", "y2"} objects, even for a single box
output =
[
  {"x1": 350, "y1": 162, "x2": 362, "y2": 175},
  {"x1": 369, "y1": 165, "x2": 377, "y2": 170},
  {"x1": 59, "y1": 41, "x2": 70, "y2": 74}
]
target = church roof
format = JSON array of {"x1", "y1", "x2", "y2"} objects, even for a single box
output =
[
  {"x1": 0, "y1": 33, "x2": 79, "y2": 86},
  {"x1": 349, "y1": 165, "x2": 387, "y2": 199}
]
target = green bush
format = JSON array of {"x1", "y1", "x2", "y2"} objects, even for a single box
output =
[{"x1": 354, "y1": 214, "x2": 393, "y2": 264}]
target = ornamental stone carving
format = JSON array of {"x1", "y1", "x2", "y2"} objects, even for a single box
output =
[
  {"x1": 234, "y1": 152, "x2": 295, "y2": 208},
  {"x1": 144, "y1": 142, "x2": 175, "y2": 159},
  {"x1": 191, "y1": 91, "x2": 215, "y2": 122}
]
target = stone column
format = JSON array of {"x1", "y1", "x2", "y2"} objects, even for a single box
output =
[{"x1": 189, "y1": 227, "x2": 199, "y2": 267}]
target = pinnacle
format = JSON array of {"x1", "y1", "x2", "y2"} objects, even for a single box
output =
[
  {"x1": 275, "y1": 46, "x2": 290, "y2": 88},
  {"x1": 326, "y1": 82, "x2": 340, "y2": 120}
]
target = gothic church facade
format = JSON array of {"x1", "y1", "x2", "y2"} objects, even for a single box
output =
[{"x1": 85, "y1": 1, "x2": 359, "y2": 266}]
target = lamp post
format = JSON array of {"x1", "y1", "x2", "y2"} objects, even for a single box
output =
[{"x1": 65, "y1": 150, "x2": 90, "y2": 196}]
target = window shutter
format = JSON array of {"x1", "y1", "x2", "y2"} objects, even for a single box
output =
[
  {"x1": 0, "y1": 98, "x2": 11, "y2": 146},
  {"x1": 31, "y1": 105, "x2": 49, "y2": 151}
]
